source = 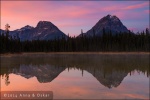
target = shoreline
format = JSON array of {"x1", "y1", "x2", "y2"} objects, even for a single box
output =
[{"x1": 0, "y1": 52, "x2": 150, "y2": 56}]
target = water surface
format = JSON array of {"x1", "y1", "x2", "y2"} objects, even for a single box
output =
[{"x1": 1, "y1": 53, "x2": 149, "y2": 99}]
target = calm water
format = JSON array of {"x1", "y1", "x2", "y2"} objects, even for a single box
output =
[{"x1": 1, "y1": 53, "x2": 149, "y2": 99}]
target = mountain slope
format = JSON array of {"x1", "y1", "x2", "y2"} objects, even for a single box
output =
[
  {"x1": 0, "y1": 29, "x2": 4, "y2": 34},
  {"x1": 79, "y1": 14, "x2": 129, "y2": 37},
  {"x1": 32, "y1": 21, "x2": 67, "y2": 40},
  {"x1": 1, "y1": 21, "x2": 67, "y2": 41}
]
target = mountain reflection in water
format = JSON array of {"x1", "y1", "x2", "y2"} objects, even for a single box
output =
[{"x1": 1, "y1": 53, "x2": 149, "y2": 88}]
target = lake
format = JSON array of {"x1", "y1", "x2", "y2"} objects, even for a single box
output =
[{"x1": 0, "y1": 53, "x2": 149, "y2": 99}]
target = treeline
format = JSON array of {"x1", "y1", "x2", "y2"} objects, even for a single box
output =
[{"x1": 0, "y1": 29, "x2": 150, "y2": 53}]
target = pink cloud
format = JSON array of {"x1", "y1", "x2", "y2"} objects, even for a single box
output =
[
  {"x1": 123, "y1": 2, "x2": 149, "y2": 10},
  {"x1": 112, "y1": 10, "x2": 147, "y2": 20},
  {"x1": 144, "y1": 10, "x2": 150, "y2": 14},
  {"x1": 1, "y1": 1, "x2": 92, "y2": 29},
  {"x1": 102, "y1": 6, "x2": 120, "y2": 11},
  {"x1": 59, "y1": 23, "x2": 85, "y2": 28},
  {"x1": 128, "y1": 27, "x2": 140, "y2": 32},
  {"x1": 1, "y1": 1, "x2": 149, "y2": 35}
]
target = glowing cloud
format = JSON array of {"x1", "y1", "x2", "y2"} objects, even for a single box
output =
[
  {"x1": 123, "y1": 2, "x2": 149, "y2": 10},
  {"x1": 1, "y1": 1, "x2": 149, "y2": 36}
]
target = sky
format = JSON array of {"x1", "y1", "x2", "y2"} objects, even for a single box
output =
[{"x1": 1, "y1": 1, "x2": 149, "y2": 36}]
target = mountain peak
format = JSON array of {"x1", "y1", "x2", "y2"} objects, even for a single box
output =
[
  {"x1": 8, "y1": 21, "x2": 67, "y2": 41},
  {"x1": 102, "y1": 14, "x2": 120, "y2": 22},
  {"x1": 21, "y1": 25, "x2": 34, "y2": 30},
  {"x1": 15, "y1": 25, "x2": 34, "y2": 31},
  {"x1": 38, "y1": 21, "x2": 52, "y2": 24},
  {"x1": 105, "y1": 14, "x2": 116, "y2": 18},
  {"x1": 36, "y1": 21, "x2": 60, "y2": 32},
  {"x1": 106, "y1": 14, "x2": 112, "y2": 18},
  {"x1": 80, "y1": 14, "x2": 129, "y2": 37},
  {"x1": 37, "y1": 21, "x2": 52, "y2": 25}
]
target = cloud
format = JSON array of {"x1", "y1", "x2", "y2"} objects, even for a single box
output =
[
  {"x1": 144, "y1": 10, "x2": 150, "y2": 14},
  {"x1": 1, "y1": 1, "x2": 149, "y2": 35},
  {"x1": 102, "y1": 6, "x2": 120, "y2": 11},
  {"x1": 123, "y1": 2, "x2": 149, "y2": 10}
]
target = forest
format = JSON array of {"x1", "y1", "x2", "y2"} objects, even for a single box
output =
[{"x1": 0, "y1": 28, "x2": 150, "y2": 53}]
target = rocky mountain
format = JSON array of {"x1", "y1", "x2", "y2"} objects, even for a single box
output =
[
  {"x1": 79, "y1": 14, "x2": 129, "y2": 37},
  {"x1": 9, "y1": 25, "x2": 35, "y2": 41},
  {"x1": 1, "y1": 21, "x2": 67, "y2": 41},
  {"x1": 31, "y1": 21, "x2": 67, "y2": 41},
  {"x1": 0, "y1": 29, "x2": 5, "y2": 34},
  {"x1": 15, "y1": 25, "x2": 34, "y2": 31}
]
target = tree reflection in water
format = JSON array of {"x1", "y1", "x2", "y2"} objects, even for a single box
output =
[{"x1": 1, "y1": 53, "x2": 149, "y2": 88}]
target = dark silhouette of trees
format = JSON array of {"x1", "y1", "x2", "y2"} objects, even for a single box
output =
[{"x1": 0, "y1": 27, "x2": 150, "y2": 53}]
